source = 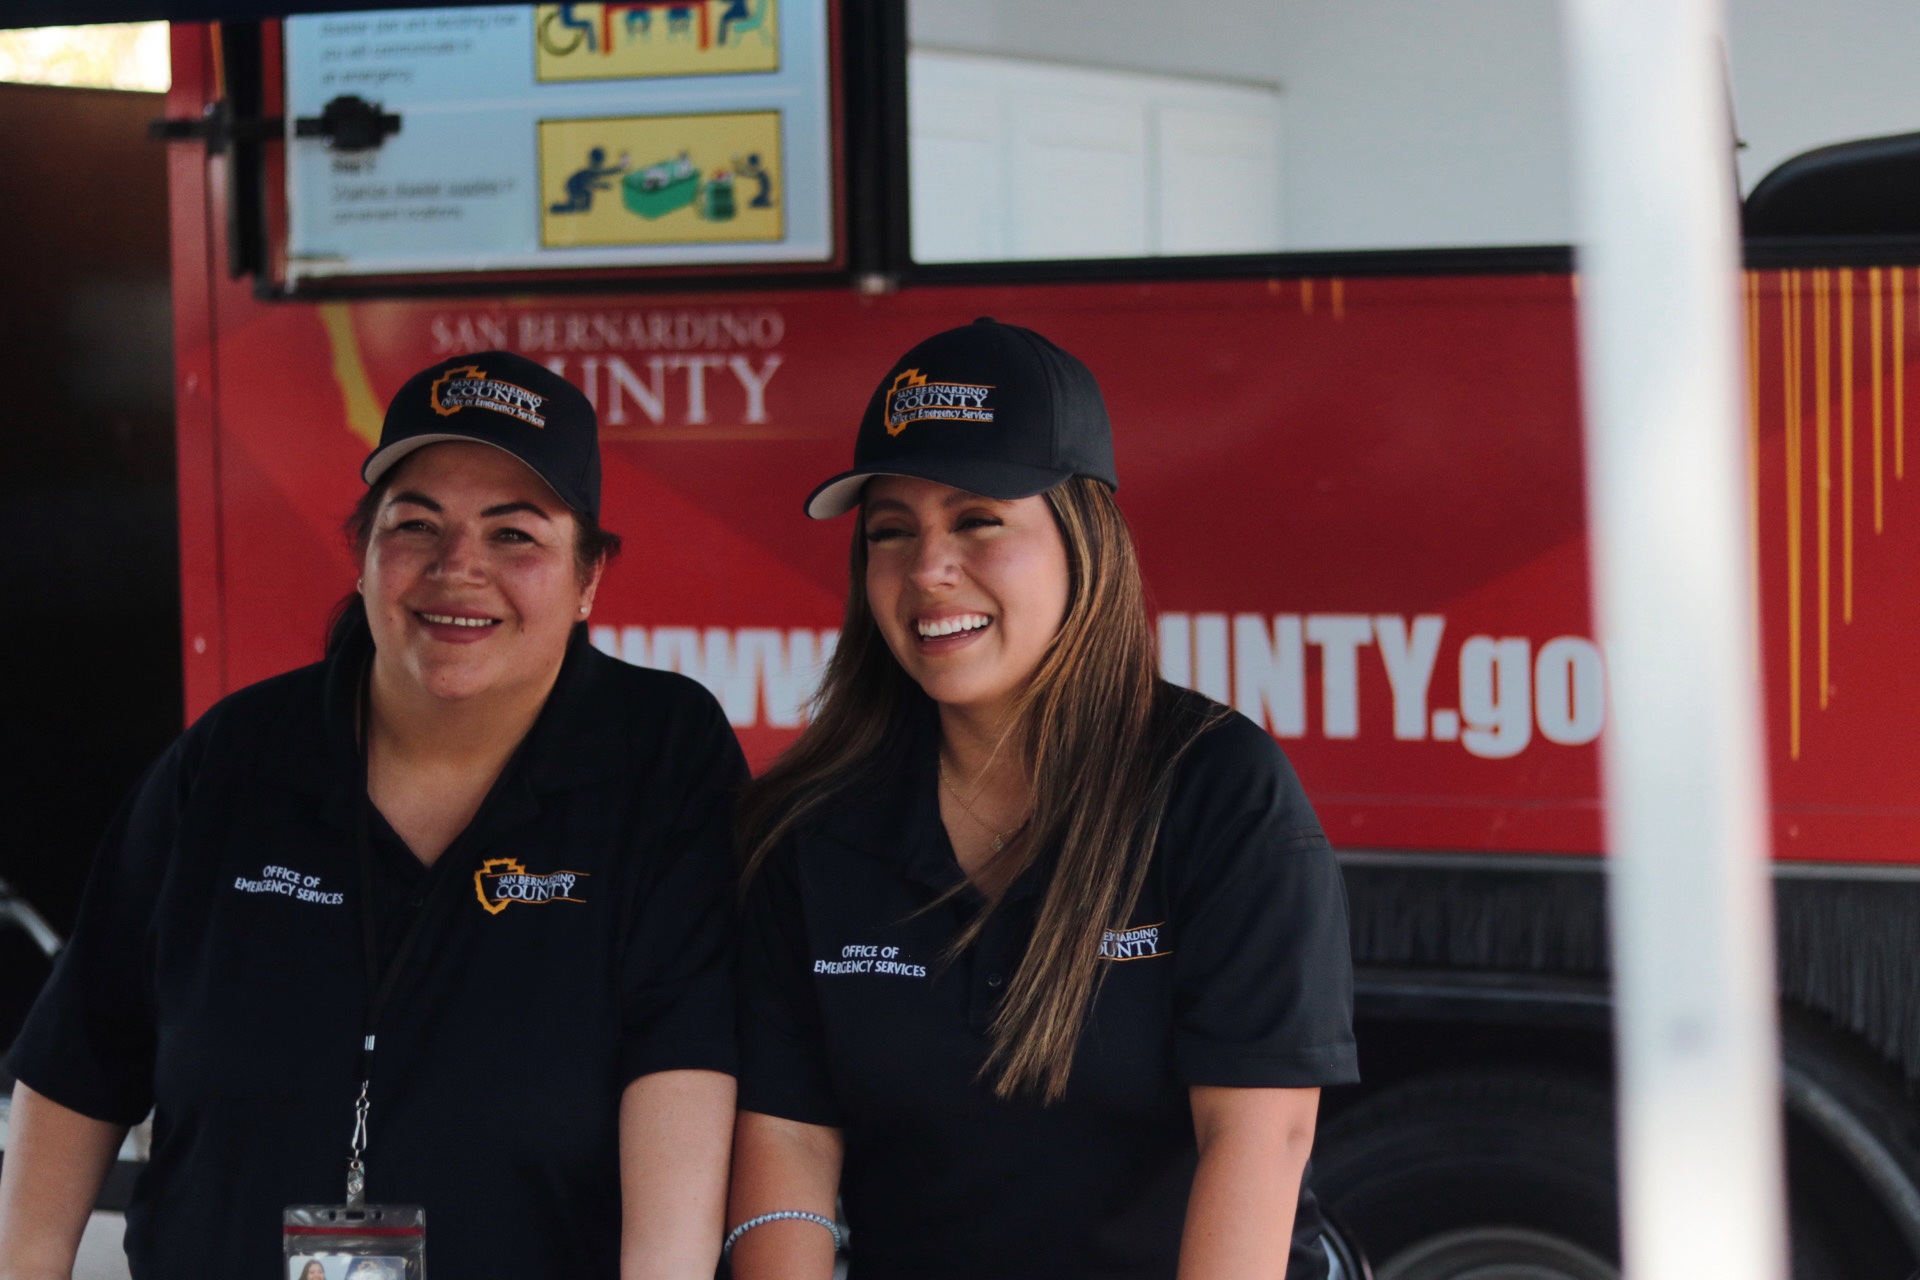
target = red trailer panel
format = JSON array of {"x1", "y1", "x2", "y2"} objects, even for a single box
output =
[{"x1": 168, "y1": 259, "x2": 1920, "y2": 863}]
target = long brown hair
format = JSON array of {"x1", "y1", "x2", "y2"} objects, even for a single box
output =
[{"x1": 738, "y1": 476, "x2": 1220, "y2": 1103}]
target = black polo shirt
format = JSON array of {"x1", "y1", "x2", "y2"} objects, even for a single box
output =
[
  {"x1": 737, "y1": 693, "x2": 1358, "y2": 1280},
  {"x1": 9, "y1": 622, "x2": 744, "y2": 1280}
]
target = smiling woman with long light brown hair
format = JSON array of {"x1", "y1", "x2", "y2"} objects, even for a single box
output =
[{"x1": 727, "y1": 320, "x2": 1359, "y2": 1280}]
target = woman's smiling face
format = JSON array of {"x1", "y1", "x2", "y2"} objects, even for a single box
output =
[
  {"x1": 361, "y1": 442, "x2": 598, "y2": 704},
  {"x1": 862, "y1": 475, "x2": 1070, "y2": 721}
]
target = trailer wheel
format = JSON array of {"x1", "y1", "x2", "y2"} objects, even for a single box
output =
[
  {"x1": 1312, "y1": 1071, "x2": 1618, "y2": 1278},
  {"x1": 1372, "y1": 1227, "x2": 1614, "y2": 1280}
]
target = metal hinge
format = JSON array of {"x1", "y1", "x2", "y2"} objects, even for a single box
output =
[{"x1": 149, "y1": 94, "x2": 400, "y2": 154}]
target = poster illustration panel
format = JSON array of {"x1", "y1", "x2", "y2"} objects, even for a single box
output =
[
  {"x1": 539, "y1": 111, "x2": 784, "y2": 247},
  {"x1": 535, "y1": 1, "x2": 780, "y2": 81}
]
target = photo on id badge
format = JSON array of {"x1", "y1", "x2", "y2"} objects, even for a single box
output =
[{"x1": 290, "y1": 1257, "x2": 407, "y2": 1280}]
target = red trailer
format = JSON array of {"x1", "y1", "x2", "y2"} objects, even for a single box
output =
[{"x1": 148, "y1": 7, "x2": 1920, "y2": 1277}]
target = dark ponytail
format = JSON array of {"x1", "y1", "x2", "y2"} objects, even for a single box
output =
[{"x1": 324, "y1": 593, "x2": 370, "y2": 658}]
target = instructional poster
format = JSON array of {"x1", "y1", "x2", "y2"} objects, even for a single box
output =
[{"x1": 282, "y1": 1, "x2": 830, "y2": 278}]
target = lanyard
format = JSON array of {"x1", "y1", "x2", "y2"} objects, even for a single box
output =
[
  {"x1": 346, "y1": 667, "x2": 527, "y2": 1206},
  {"x1": 346, "y1": 773, "x2": 431, "y2": 1207}
]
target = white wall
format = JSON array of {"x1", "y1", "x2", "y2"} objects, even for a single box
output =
[
  {"x1": 1266, "y1": 0, "x2": 1569, "y2": 249},
  {"x1": 909, "y1": 0, "x2": 1568, "y2": 252},
  {"x1": 1727, "y1": 0, "x2": 1920, "y2": 193},
  {"x1": 911, "y1": 0, "x2": 1284, "y2": 84},
  {"x1": 909, "y1": 52, "x2": 1284, "y2": 261},
  {"x1": 909, "y1": 0, "x2": 1920, "y2": 255}
]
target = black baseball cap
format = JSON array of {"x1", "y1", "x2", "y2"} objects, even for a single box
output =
[
  {"x1": 362, "y1": 351, "x2": 602, "y2": 519},
  {"x1": 804, "y1": 318, "x2": 1117, "y2": 518}
]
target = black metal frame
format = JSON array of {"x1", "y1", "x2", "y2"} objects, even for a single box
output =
[
  {"x1": 1746, "y1": 236, "x2": 1920, "y2": 269},
  {"x1": 843, "y1": 0, "x2": 909, "y2": 280},
  {"x1": 200, "y1": 2, "x2": 886, "y2": 299},
  {"x1": 223, "y1": 20, "x2": 272, "y2": 282}
]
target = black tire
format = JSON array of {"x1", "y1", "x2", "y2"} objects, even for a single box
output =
[
  {"x1": 1312, "y1": 1071, "x2": 1619, "y2": 1277},
  {"x1": 1320, "y1": 1208, "x2": 1371, "y2": 1280}
]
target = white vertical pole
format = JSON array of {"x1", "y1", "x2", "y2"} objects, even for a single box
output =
[{"x1": 1561, "y1": 2, "x2": 1788, "y2": 1278}]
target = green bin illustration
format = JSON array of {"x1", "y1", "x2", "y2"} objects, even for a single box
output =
[
  {"x1": 622, "y1": 152, "x2": 701, "y2": 219},
  {"x1": 701, "y1": 171, "x2": 737, "y2": 221}
]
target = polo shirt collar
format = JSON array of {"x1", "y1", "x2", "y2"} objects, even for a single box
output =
[
  {"x1": 517, "y1": 624, "x2": 634, "y2": 791},
  {"x1": 818, "y1": 696, "x2": 1049, "y2": 906},
  {"x1": 277, "y1": 616, "x2": 630, "y2": 821}
]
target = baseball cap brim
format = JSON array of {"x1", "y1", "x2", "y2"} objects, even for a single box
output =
[
  {"x1": 362, "y1": 433, "x2": 575, "y2": 509},
  {"x1": 804, "y1": 455, "x2": 1074, "y2": 519}
]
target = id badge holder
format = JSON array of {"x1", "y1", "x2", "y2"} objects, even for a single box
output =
[{"x1": 283, "y1": 1204, "x2": 426, "y2": 1280}]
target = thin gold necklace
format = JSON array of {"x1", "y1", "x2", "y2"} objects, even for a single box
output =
[{"x1": 938, "y1": 761, "x2": 1026, "y2": 853}]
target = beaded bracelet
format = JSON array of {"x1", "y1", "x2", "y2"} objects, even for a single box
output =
[{"x1": 722, "y1": 1210, "x2": 844, "y2": 1260}]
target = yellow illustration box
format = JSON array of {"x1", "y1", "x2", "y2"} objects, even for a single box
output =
[
  {"x1": 539, "y1": 111, "x2": 784, "y2": 248},
  {"x1": 535, "y1": 1, "x2": 780, "y2": 81}
]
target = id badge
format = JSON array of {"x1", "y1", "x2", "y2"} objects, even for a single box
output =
[{"x1": 284, "y1": 1204, "x2": 426, "y2": 1280}]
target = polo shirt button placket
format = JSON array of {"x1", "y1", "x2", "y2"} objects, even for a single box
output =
[{"x1": 968, "y1": 912, "x2": 1019, "y2": 1031}]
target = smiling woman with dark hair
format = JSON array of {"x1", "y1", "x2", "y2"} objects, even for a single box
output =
[
  {"x1": 0, "y1": 352, "x2": 743, "y2": 1280},
  {"x1": 726, "y1": 320, "x2": 1358, "y2": 1279}
]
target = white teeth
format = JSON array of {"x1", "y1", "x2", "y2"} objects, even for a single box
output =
[
  {"x1": 916, "y1": 613, "x2": 990, "y2": 639},
  {"x1": 420, "y1": 613, "x2": 497, "y2": 628}
]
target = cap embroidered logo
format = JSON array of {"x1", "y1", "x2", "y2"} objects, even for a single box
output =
[
  {"x1": 884, "y1": 367, "x2": 995, "y2": 436},
  {"x1": 429, "y1": 366, "x2": 549, "y2": 428},
  {"x1": 802, "y1": 320, "x2": 1115, "y2": 518},
  {"x1": 473, "y1": 857, "x2": 590, "y2": 915}
]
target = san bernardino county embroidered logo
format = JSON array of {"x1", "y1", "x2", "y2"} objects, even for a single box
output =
[
  {"x1": 474, "y1": 858, "x2": 589, "y2": 915},
  {"x1": 1099, "y1": 922, "x2": 1169, "y2": 961},
  {"x1": 884, "y1": 368, "x2": 995, "y2": 436},
  {"x1": 429, "y1": 365, "x2": 548, "y2": 427}
]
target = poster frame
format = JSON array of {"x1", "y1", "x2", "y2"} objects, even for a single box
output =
[{"x1": 259, "y1": 0, "x2": 848, "y2": 298}]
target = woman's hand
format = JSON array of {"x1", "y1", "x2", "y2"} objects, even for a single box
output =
[
  {"x1": 619, "y1": 1069, "x2": 737, "y2": 1280},
  {"x1": 725, "y1": 1110, "x2": 844, "y2": 1280},
  {"x1": 0, "y1": 1081, "x2": 126, "y2": 1280},
  {"x1": 1178, "y1": 1085, "x2": 1320, "y2": 1280}
]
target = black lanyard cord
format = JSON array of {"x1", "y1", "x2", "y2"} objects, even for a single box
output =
[
  {"x1": 349, "y1": 662, "x2": 386, "y2": 1205},
  {"x1": 346, "y1": 660, "x2": 539, "y2": 1203},
  {"x1": 353, "y1": 661, "x2": 409, "y2": 1067},
  {"x1": 347, "y1": 775, "x2": 438, "y2": 1207}
]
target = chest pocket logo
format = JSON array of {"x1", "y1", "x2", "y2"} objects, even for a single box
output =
[
  {"x1": 474, "y1": 858, "x2": 589, "y2": 915},
  {"x1": 1099, "y1": 922, "x2": 1169, "y2": 961}
]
